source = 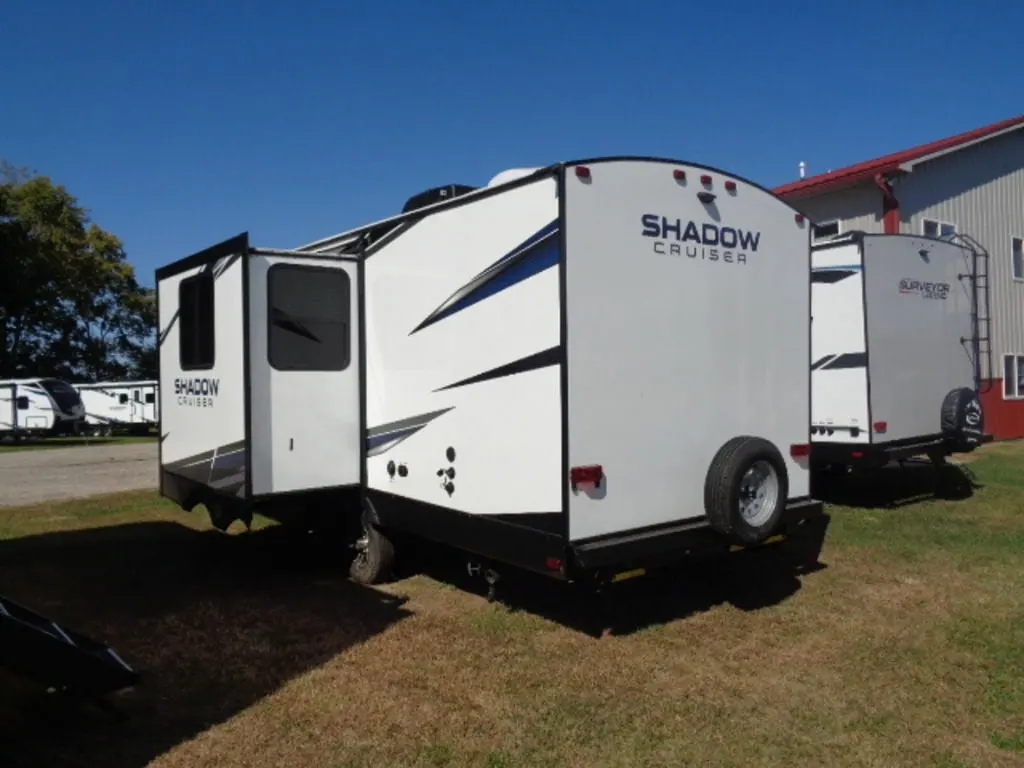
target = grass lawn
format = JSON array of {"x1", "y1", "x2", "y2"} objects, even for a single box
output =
[
  {"x1": 0, "y1": 444, "x2": 1022, "y2": 767},
  {"x1": 0, "y1": 435, "x2": 157, "y2": 453}
]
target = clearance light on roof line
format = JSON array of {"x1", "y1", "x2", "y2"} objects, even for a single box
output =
[
  {"x1": 673, "y1": 169, "x2": 686, "y2": 181},
  {"x1": 700, "y1": 174, "x2": 712, "y2": 185},
  {"x1": 874, "y1": 421, "x2": 888, "y2": 433},
  {"x1": 795, "y1": 214, "x2": 805, "y2": 224},
  {"x1": 724, "y1": 180, "x2": 737, "y2": 192},
  {"x1": 545, "y1": 557, "x2": 563, "y2": 572},
  {"x1": 574, "y1": 165, "x2": 591, "y2": 179}
]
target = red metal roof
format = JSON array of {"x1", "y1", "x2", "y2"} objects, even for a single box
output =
[{"x1": 774, "y1": 114, "x2": 1024, "y2": 200}]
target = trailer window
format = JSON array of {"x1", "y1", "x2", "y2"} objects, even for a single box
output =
[
  {"x1": 1012, "y1": 237, "x2": 1023, "y2": 281},
  {"x1": 179, "y1": 272, "x2": 216, "y2": 371},
  {"x1": 267, "y1": 264, "x2": 351, "y2": 372},
  {"x1": 119, "y1": 393, "x2": 129, "y2": 404},
  {"x1": 923, "y1": 218, "x2": 957, "y2": 240},
  {"x1": 145, "y1": 392, "x2": 155, "y2": 404},
  {"x1": 16, "y1": 396, "x2": 28, "y2": 411},
  {"x1": 1004, "y1": 354, "x2": 1024, "y2": 400},
  {"x1": 811, "y1": 220, "x2": 840, "y2": 243}
]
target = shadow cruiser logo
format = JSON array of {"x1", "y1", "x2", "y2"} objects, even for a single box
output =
[
  {"x1": 640, "y1": 214, "x2": 761, "y2": 265},
  {"x1": 175, "y1": 377, "x2": 219, "y2": 408},
  {"x1": 898, "y1": 278, "x2": 951, "y2": 300}
]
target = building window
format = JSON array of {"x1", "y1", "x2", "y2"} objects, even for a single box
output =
[
  {"x1": 923, "y1": 218, "x2": 957, "y2": 239},
  {"x1": 1012, "y1": 237, "x2": 1023, "y2": 281},
  {"x1": 812, "y1": 220, "x2": 841, "y2": 243},
  {"x1": 1003, "y1": 354, "x2": 1024, "y2": 399},
  {"x1": 267, "y1": 264, "x2": 351, "y2": 372},
  {"x1": 179, "y1": 272, "x2": 216, "y2": 371}
]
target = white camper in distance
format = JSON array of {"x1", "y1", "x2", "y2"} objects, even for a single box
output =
[
  {"x1": 74, "y1": 380, "x2": 159, "y2": 436},
  {"x1": 156, "y1": 157, "x2": 824, "y2": 590},
  {"x1": 0, "y1": 378, "x2": 86, "y2": 438},
  {"x1": 810, "y1": 231, "x2": 990, "y2": 471}
]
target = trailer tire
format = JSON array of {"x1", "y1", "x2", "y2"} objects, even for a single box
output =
[
  {"x1": 349, "y1": 502, "x2": 396, "y2": 585},
  {"x1": 704, "y1": 436, "x2": 789, "y2": 546},
  {"x1": 941, "y1": 387, "x2": 985, "y2": 453}
]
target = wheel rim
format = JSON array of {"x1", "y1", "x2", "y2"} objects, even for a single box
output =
[{"x1": 738, "y1": 460, "x2": 780, "y2": 527}]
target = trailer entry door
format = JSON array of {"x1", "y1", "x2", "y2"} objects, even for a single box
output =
[{"x1": 250, "y1": 255, "x2": 361, "y2": 495}]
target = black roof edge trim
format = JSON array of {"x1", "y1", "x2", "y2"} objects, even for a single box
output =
[{"x1": 155, "y1": 232, "x2": 249, "y2": 282}]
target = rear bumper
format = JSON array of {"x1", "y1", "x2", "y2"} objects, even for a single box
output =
[
  {"x1": 569, "y1": 496, "x2": 825, "y2": 573},
  {"x1": 811, "y1": 433, "x2": 994, "y2": 468}
]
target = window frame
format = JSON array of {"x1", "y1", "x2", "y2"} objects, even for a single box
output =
[
  {"x1": 266, "y1": 263, "x2": 352, "y2": 373},
  {"x1": 178, "y1": 271, "x2": 216, "y2": 372},
  {"x1": 811, "y1": 219, "x2": 842, "y2": 243},
  {"x1": 1003, "y1": 353, "x2": 1024, "y2": 400},
  {"x1": 1012, "y1": 236, "x2": 1024, "y2": 282},
  {"x1": 922, "y1": 217, "x2": 958, "y2": 240}
]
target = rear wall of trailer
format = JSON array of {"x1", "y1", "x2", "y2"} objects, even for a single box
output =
[{"x1": 562, "y1": 159, "x2": 812, "y2": 543}]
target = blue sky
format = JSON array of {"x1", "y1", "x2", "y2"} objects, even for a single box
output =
[{"x1": 3, "y1": 0, "x2": 1022, "y2": 287}]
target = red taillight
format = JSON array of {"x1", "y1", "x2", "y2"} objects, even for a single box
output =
[
  {"x1": 545, "y1": 557, "x2": 563, "y2": 571},
  {"x1": 724, "y1": 180, "x2": 737, "y2": 192},
  {"x1": 795, "y1": 213, "x2": 805, "y2": 224},
  {"x1": 570, "y1": 464, "x2": 604, "y2": 490},
  {"x1": 673, "y1": 169, "x2": 686, "y2": 181},
  {"x1": 873, "y1": 421, "x2": 888, "y2": 433},
  {"x1": 575, "y1": 165, "x2": 591, "y2": 179},
  {"x1": 700, "y1": 174, "x2": 712, "y2": 185},
  {"x1": 851, "y1": 451, "x2": 864, "y2": 459},
  {"x1": 790, "y1": 444, "x2": 810, "y2": 459}
]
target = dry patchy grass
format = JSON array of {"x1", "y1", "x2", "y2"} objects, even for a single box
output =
[{"x1": 0, "y1": 446, "x2": 1022, "y2": 767}]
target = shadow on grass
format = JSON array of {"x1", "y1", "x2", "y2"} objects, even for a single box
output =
[
  {"x1": 0, "y1": 521, "x2": 411, "y2": 768},
  {"x1": 813, "y1": 459, "x2": 981, "y2": 509},
  {"x1": 398, "y1": 513, "x2": 831, "y2": 639}
]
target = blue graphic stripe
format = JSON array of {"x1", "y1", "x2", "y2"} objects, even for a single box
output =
[
  {"x1": 366, "y1": 426, "x2": 421, "y2": 452},
  {"x1": 813, "y1": 264, "x2": 862, "y2": 271},
  {"x1": 411, "y1": 220, "x2": 560, "y2": 335}
]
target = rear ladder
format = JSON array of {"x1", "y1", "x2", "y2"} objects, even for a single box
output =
[{"x1": 950, "y1": 233, "x2": 993, "y2": 392}]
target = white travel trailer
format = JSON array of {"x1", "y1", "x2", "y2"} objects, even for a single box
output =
[
  {"x1": 0, "y1": 378, "x2": 86, "y2": 438},
  {"x1": 74, "y1": 380, "x2": 159, "y2": 436},
  {"x1": 810, "y1": 231, "x2": 990, "y2": 470},
  {"x1": 155, "y1": 157, "x2": 823, "y2": 588}
]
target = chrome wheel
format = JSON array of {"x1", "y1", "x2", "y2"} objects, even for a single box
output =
[{"x1": 738, "y1": 460, "x2": 780, "y2": 528}]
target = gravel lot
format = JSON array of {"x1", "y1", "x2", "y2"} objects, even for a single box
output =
[{"x1": 0, "y1": 442, "x2": 159, "y2": 507}]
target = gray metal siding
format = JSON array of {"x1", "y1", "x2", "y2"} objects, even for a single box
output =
[
  {"x1": 789, "y1": 183, "x2": 883, "y2": 237},
  {"x1": 896, "y1": 130, "x2": 1024, "y2": 375}
]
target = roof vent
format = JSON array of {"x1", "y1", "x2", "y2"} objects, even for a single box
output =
[{"x1": 401, "y1": 184, "x2": 477, "y2": 214}]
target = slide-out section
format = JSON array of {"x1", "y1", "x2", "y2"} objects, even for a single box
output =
[{"x1": 157, "y1": 237, "x2": 248, "y2": 500}]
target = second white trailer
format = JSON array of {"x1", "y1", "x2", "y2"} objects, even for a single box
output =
[
  {"x1": 0, "y1": 378, "x2": 86, "y2": 438},
  {"x1": 74, "y1": 380, "x2": 159, "y2": 436},
  {"x1": 810, "y1": 232, "x2": 989, "y2": 469},
  {"x1": 155, "y1": 157, "x2": 824, "y2": 587}
]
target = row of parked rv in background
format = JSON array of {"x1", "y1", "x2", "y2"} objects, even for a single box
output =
[{"x1": 0, "y1": 379, "x2": 159, "y2": 439}]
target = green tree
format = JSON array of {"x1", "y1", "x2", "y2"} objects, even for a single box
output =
[{"x1": 0, "y1": 161, "x2": 155, "y2": 381}]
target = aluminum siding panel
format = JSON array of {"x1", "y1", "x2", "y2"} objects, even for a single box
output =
[
  {"x1": 895, "y1": 130, "x2": 1024, "y2": 378},
  {"x1": 789, "y1": 183, "x2": 884, "y2": 236}
]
